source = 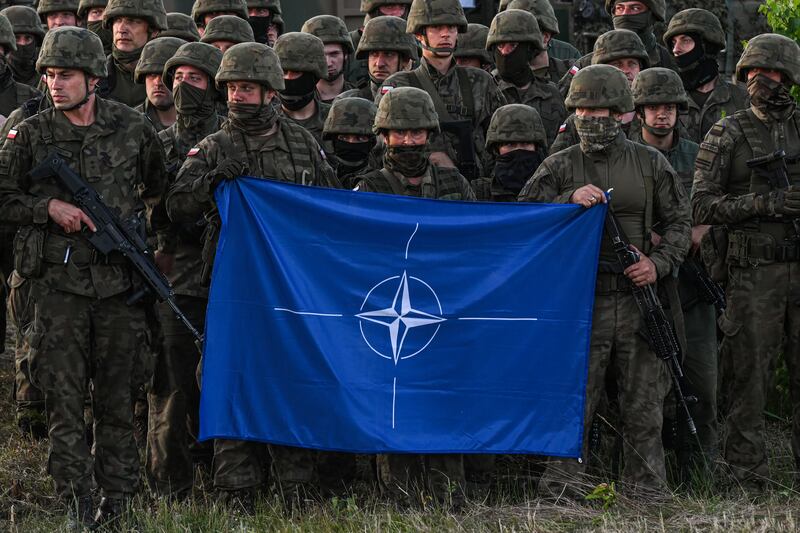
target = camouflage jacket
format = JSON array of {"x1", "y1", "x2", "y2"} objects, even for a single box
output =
[
  {"x1": 97, "y1": 55, "x2": 147, "y2": 109},
  {"x1": 284, "y1": 95, "x2": 331, "y2": 146},
  {"x1": 549, "y1": 38, "x2": 582, "y2": 61},
  {"x1": 680, "y1": 76, "x2": 749, "y2": 145},
  {"x1": 0, "y1": 93, "x2": 47, "y2": 139},
  {"x1": 344, "y1": 27, "x2": 368, "y2": 89},
  {"x1": 8, "y1": 64, "x2": 40, "y2": 89},
  {"x1": 338, "y1": 82, "x2": 376, "y2": 101},
  {"x1": 520, "y1": 132, "x2": 691, "y2": 277},
  {"x1": 494, "y1": 72, "x2": 567, "y2": 148},
  {"x1": 470, "y1": 175, "x2": 518, "y2": 202},
  {"x1": 0, "y1": 97, "x2": 166, "y2": 298},
  {"x1": 377, "y1": 58, "x2": 507, "y2": 178},
  {"x1": 0, "y1": 69, "x2": 40, "y2": 118},
  {"x1": 166, "y1": 116, "x2": 339, "y2": 224},
  {"x1": 135, "y1": 99, "x2": 174, "y2": 133},
  {"x1": 318, "y1": 79, "x2": 357, "y2": 105},
  {"x1": 630, "y1": 129, "x2": 699, "y2": 193},
  {"x1": 534, "y1": 55, "x2": 573, "y2": 86},
  {"x1": 550, "y1": 113, "x2": 642, "y2": 154},
  {"x1": 354, "y1": 164, "x2": 476, "y2": 201}
]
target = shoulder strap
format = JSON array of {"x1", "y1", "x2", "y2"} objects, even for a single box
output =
[
  {"x1": 633, "y1": 143, "x2": 655, "y2": 251},
  {"x1": 455, "y1": 67, "x2": 475, "y2": 120},
  {"x1": 570, "y1": 146, "x2": 586, "y2": 188},
  {"x1": 734, "y1": 108, "x2": 768, "y2": 157},
  {"x1": 379, "y1": 168, "x2": 406, "y2": 195},
  {"x1": 281, "y1": 120, "x2": 315, "y2": 184},
  {"x1": 412, "y1": 67, "x2": 454, "y2": 121}
]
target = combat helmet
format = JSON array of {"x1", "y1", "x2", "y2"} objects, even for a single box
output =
[
  {"x1": 1, "y1": 6, "x2": 45, "y2": 42},
  {"x1": 191, "y1": 0, "x2": 247, "y2": 26},
  {"x1": 486, "y1": 8, "x2": 544, "y2": 51},
  {"x1": 631, "y1": 67, "x2": 687, "y2": 110},
  {"x1": 323, "y1": 97, "x2": 377, "y2": 139},
  {"x1": 486, "y1": 103, "x2": 547, "y2": 151},
  {"x1": 662, "y1": 8, "x2": 725, "y2": 51},
  {"x1": 201, "y1": 14, "x2": 253, "y2": 44},
  {"x1": 37, "y1": 0, "x2": 79, "y2": 21},
  {"x1": 301, "y1": 15, "x2": 354, "y2": 54},
  {"x1": 374, "y1": 86, "x2": 439, "y2": 133},
  {"x1": 246, "y1": 0, "x2": 280, "y2": 14},
  {"x1": 215, "y1": 41, "x2": 284, "y2": 90},
  {"x1": 134, "y1": 36, "x2": 185, "y2": 83},
  {"x1": 163, "y1": 41, "x2": 223, "y2": 91},
  {"x1": 103, "y1": 0, "x2": 167, "y2": 30},
  {"x1": 274, "y1": 32, "x2": 326, "y2": 80},
  {"x1": 77, "y1": 0, "x2": 106, "y2": 18},
  {"x1": 0, "y1": 14, "x2": 17, "y2": 52},
  {"x1": 361, "y1": 0, "x2": 412, "y2": 14},
  {"x1": 406, "y1": 0, "x2": 467, "y2": 34},
  {"x1": 591, "y1": 29, "x2": 649, "y2": 68},
  {"x1": 161, "y1": 12, "x2": 201, "y2": 41},
  {"x1": 604, "y1": 0, "x2": 665, "y2": 21},
  {"x1": 454, "y1": 23, "x2": 491, "y2": 64},
  {"x1": 36, "y1": 26, "x2": 107, "y2": 76},
  {"x1": 506, "y1": 0, "x2": 559, "y2": 36},
  {"x1": 736, "y1": 33, "x2": 800, "y2": 86},
  {"x1": 565, "y1": 63, "x2": 634, "y2": 113},
  {"x1": 356, "y1": 15, "x2": 414, "y2": 61}
]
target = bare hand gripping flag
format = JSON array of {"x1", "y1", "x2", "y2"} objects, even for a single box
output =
[{"x1": 199, "y1": 179, "x2": 606, "y2": 457}]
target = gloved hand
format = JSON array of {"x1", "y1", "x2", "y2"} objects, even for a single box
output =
[
  {"x1": 754, "y1": 186, "x2": 800, "y2": 216},
  {"x1": 213, "y1": 159, "x2": 247, "y2": 183}
]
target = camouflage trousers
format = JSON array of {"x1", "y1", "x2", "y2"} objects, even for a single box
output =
[
  {"x1": 538, "y1": 283, "x2": 671, "y2": 497},
  {"x1": 376, "y1": 453, "x2": 465, "y2": 505},
  {"x1": 145, "y1": 296, "x2": 207, "y2": 495},
  {"x1": 213, "y1": 440, "x2": 316, "y2": 493},
  {"x1": 8, "y1": 272, "x2": 46, "y2": 426},
  {"x1": 20, "y1": 280, "x2": 148, "y2": 501},
  {"x1": 718, "y1": 261, "x2": 800, "y2": 484}
]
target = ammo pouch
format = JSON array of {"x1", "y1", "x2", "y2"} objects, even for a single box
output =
[
  {"x1": 700, "y1": 225, "x2": 728, "y2": 283},
  {"x1": 726, "y1": 229, "x2": 800, "y2": 266},
  {"x1": 199, "y1": 210, "x2": 220, "y2": 288},
  {"x1": 13, "y1": 226, "x2": 45, "y2": 278}
]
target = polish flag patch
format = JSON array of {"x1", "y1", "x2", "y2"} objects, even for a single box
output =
[
  {"x1": 558, "y1": 123, "x2": 567, "y2": 133},
  {"x1": 6, "y1": 129, "x2": 17, "y2": 139},
  {"x1": 569, "y1": 65, "x2": 579, "y2": 76},
  {"x1": 380, "y1": 85, "x2": 393, "y2": 95},
  {"x1": 186, "y1": 147, "x2": 200, "y2": 157}
]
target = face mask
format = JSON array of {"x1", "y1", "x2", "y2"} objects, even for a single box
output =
[
  {"x1": 87, "y1": 20, "x2": 113, "y2": 51},
  {"x1": 333, "y1": 138, "x2": 374, "y2": 163},
  {"x1": 7, "y1": 43, "x2": 38, "y2": 79},
  {"x1": 747, "y1": 73, "x2": 795, "y2": 120},
  {"x1": 493, "y1": 149, "x2": 546, "y2": 193},
  {"x1": 279, "y1": 72, "x2": 318, "y2": 111},
  {"x1": 174, "y1": 82, "x2": 216, "y2": 121},
  {"x1": 574, "y1": 115, "x2": 621, "y2": 153},
  {"x1": 228, "y1": 99, "x2": 278, "y2": 134},
  {"x1": 672, "y1": 36, "x2": 719, "y2": 91},
  {"x1": 248, "y1": 15, "x2": 272, "y2": 44},
  {"x1": 112, "y1": 43, "x2": 145, "y2": 66},
  {"x1": 612, "y1": 12, "x2": 652, "y2": 34},
  {"x1": 494, "y1": 43, "x2": 533, "y2": 86},
  {"x1": 385, "y1": 145, "x2": 428, "y2": 176}
]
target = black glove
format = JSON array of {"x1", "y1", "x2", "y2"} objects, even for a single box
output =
[
  {"x1": 754, "y1": 186, "x2": 800, "y2": 217},
  {"x1": 214, "y1": 159, "x2": 247, "y2": 182}
]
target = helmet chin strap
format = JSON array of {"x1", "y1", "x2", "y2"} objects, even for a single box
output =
[
  {"x1": 60, "y1": 76, "x2": 94, "y2": 111},
  {"x1": 419, "y1": 34, "x2": 454, "y2": 55}
]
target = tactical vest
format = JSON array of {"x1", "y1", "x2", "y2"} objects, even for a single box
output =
[{"x1": 360, "y1": 165, "x2": 467, "y2": 200}]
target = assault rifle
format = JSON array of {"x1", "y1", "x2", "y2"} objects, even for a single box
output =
[
  {"x1": 681, "y1": 257, "x2": 726, "y2": 312},
  {"x1": 746, "y1": 149, "x2": 800, "y2": 239},
  {"x1": 30, "y1": 153, "x2": 204, "y2": 343}
]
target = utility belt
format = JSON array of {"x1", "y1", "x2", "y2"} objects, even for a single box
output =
[
  {"x1": 727, "y1": 229, "x2": 800, "y2": 265},
  {"x1": 42, "y1": 233, "x2": 128, "y2": 266},
  {"x1": 595, "y1": 262, "x2": 632, "y2": 292}
]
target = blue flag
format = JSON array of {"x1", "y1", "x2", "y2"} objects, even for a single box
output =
[{"x1": 199, "y1": 179, "x2": 606, "y2": 457}]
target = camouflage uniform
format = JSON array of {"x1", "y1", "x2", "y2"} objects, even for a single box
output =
[
  {"x1": 605, "y1": 0, "x2": 675, "y2": 71},
  {"x1": 37, "y1": 0, "x2": 79, "y2": 26},
  {"x1": 301, "y1": 15, "x2": 355, "y2": 104},
  {"x1": 200, "y1": 14, "x2": 254, "y2": 47},
  {"x1": 691, "y1": 35, "x2": 800, "y2": 489},
  {"x1": 662, "y1": 9, "x2": 748, "y2": 145},
  {"x1": 98, "y1": 0, "x2": 168, "y2": 108},
  {"x1": 161, "y1": 12, "x2": 201, "y2": 42},
  {"x1": 133, "y1": 36, "x2": 186, "y2": 132},
  {"x1": 504, "y1": 0, "x2": 575, "y2": 81},
  {"x1": 454, "y1": 23, "x2": 491, "y2": 72},
  {"x1": 1, "y1": 6, "x2": 43, "y2": 88},
  {"x1": 166, "y1": 42, "x2": 339, "y2": 502},
  {"x1": 0, "y1": 28, "x2": 166, "y2": 525},
  {"x1": 79, "y1": 0, "x2": 112, "y2": 54},
  {"x1": 322, "y1": 97, "x2": 379, "y2": 189},
  {"x1": 520, "y1": 65, "x2": 691, "y2": 496},
  {"x1": 0, "y1": 14, "x2": 39, "y2": 119}
]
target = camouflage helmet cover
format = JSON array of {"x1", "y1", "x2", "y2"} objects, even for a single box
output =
[
  {"x1": 36, "y1": 26, "x2": 107, "y2": 76},
  {"x1": 0, "y1": 14, "x2": 17, "y2": 51},
  {"x1": 135, "y1": 35, "x2": 185, "y2": 82},
  {"x1": 486, "y1": 103, "x2": 547, "y2": 150},
  {"x1": 361, "y1": 0, "x2": 411, "y2": 14},
  {"x1": 565, "y1": 63, "x2": 634, "y2": 113},
  {"x1": 406, "y1": 0, "x2": 467, "y2": 34},
  {"x1": 486, "y1": 9, "x2": 544, "y2": 50},
  {"x1": 591, "y1": 29, "x2": 649, "y2": 68},
  {"x1": 497, "y1": 0, "x2": 511, "y2": 10},
  {"x1": 201, "y1": 14, "x2": 254, "y2": 44},
  {"x1": 301, "y1": 15, "x2": 354, "y2": 54},
  {"x1": 245, "y1": 0, "x2": 281, "y2": 13},
  {"x1": 77, "y1": 0, "x2": 106, "y2": 18},
  {"x1": 604, "y1": 0, "x2": 665, "y2": 21},
  {"x1": 1, "y1": 6, "x2": 45, "y2": 40},
  {"x1": 454, "y1": 23, "x2": 490, "y2": 63},
  {"x1": 215, "y1": 41, "x2": 284, "y2": 90},
  {"x1": 323, "y1": 97, "x2": 378, "y2": 138},
  {"x1": 631, "y1": 67, "x2": 688, "y2": 110},
  {"x1": 736, "y1": 33, "x2": 800, "y2": 85},
  {"x1": 274, "y1": 31, "x2": 327, "y2": 80},
  {"x1": 374, "y1": 86, "x2": 439, "y2": 132},
  {"x1": 191, "y1": 0, "x2": 248, "y2": 25},
  {"x1": 506, "y1": 0, "x2": 559, "y2": 35},
  {"x1": 356, "y1": 15, "x2": 414, "y2": 60},
  {"x1": 103, "y1": 0, "x2": 168, "y2": 30},
  {"x1": 662, "y1": 8, "x2": 725, "y2": 50},
  {"x1": 161, "y1": 12, "x2": 200, "y2": 41},
  {"x1": 37, "y1": 0, "x2": 79, "y2": 18},
  {"x1": 163, "y1": 40, "x2": 223, "y2": 88}
]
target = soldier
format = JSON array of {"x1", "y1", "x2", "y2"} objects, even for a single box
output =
[
  {"x1": 354, "y1": 86, "x2": 473, "y2": 507},
  {"x1": 0, "y1": 27, "x2": 166, "y2": 527},
  {"x1": 322, "y1": 96, "x2": 379, "y2": 188},
  {"x1": 571, "y1": 0, "x2": 612, "y2": 56},
  {"x1": 134, "y1": 36, "x2": 185, "y2": 132},
  {"x1": 200, "y1": 14, "x2": 253, "y2": 52},
  {"x1": 0, "y1": 13, "x2": 40, "y2": 119},
  {"x1": 606, "y1": 0, "x2": 674, "y2": 70},
  {"x1": 301, "y1": 15, "x2": 355, "y2": 104},
  {"x1": 191, "y1": 0, "x2": 248, "y2": 37},
  {"x1": 245, "y1": 0, "x2": 279, "y2": 46},
  {"x1": 338, "y1": 16, "x2": 414, "y2": 102},
  {"x1": 504, "y1": 0, "x2": 575, "y2": 81},
  {"x1": 453, "y1": 23, "x2": 491, "y2": 73},
  {"x1": 162, "y1": 12, "x2": 201, "y2": 42},
  {"x1": 471, "y1": 103, "x2": 547, "y2": 201},
  {"x1": 377, "y1": 0, "x2": 506, "y2": 181},
  {"x1": 166, "y1": 42, "x2": 339, "y2": 509},
  {"x1": 486, "y1": 9, "x2": 566, "y2": 147},
  {"x1": 99, "y1": 0, "x2": 168, "y2": 108},
  {"x1": 552, "y1": 29, "x2": 648, "y2": 154},
  {"x1": 1, "y1": 5, "x2": 44, "y2": 88},
  {"x1": 691, "y1": 34, "x2": 800, "y2": 492},
  {"x1": 274, "y1": 32, "x2": 331, "y2": 144},
  {"x1": 37, "y1": 0, "x2": 79, "y2": 29},
  {"x1": 146, "y1": 40, "x2": 223, "y2": 498},
  {"x1": 79, "y1": 0, "x2": 112, "y2": 54},
  {"x1": 519, "y1": 64, "x2": 691, "y2": 498},
  {"x1": 663, "y1": 8, "x2": 748, "y2": 145}
]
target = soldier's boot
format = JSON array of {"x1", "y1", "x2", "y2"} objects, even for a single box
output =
[
  {"x1": 66, "y1": 495, "x2": 95, "y2": 531},
  {"x1": 93, "y1": 496, "x2": 129, "y2": 529},
  {"x1": 217, "y1": 487, "x2": 257, "y2": 515},
  {"x1": 16, "y1": 405, "x2": 48, "y2": 440},
  {"x1": 426, "y1": 454, "x2": 466, "y2": 511},
  {"x1": 317, "y1": 451, "x2": 358, "y2": 497}
]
